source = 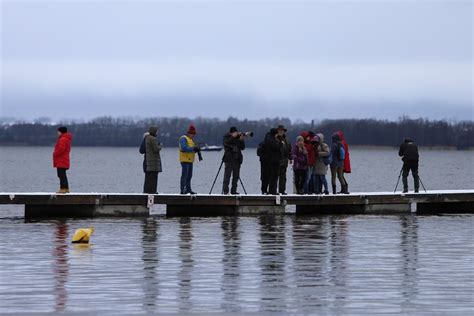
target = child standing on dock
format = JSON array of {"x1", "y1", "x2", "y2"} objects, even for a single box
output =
[
  {"x1": 292, "y1": 136, "x2": 308, "y2": 195},
  {"x1": 53, "y1": 126, "x2": 72, "y2": 194}
]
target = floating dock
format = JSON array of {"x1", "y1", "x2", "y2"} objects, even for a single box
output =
[{"x1": 1, "y1": 191, "x2": 473, "y2": 217}]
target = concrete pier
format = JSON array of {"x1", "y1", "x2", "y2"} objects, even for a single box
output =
[{"x1": 0, "y1": 191, "x2": 473, "y2": 217}]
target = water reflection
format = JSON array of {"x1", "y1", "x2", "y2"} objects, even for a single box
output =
[
  {"x1": 328, "y1": 217, "x2": 349, "y2": 305},
  {"x1": 178, "y1": 217, "x2": 193, "y2": 311},
  {"x1": 399, "y1": 215, "x2": 419, "y2": 306},
  {"x1": 220, "y1": 217, "x2": 240, "y2": 312},
  {"x1": 141, "y1": 218, "x2": 159, "y2": 312},
  {"x1": 52, "y1": 221, "x2": 68, "y2": 312},
  {"x1": 258, "y1": 215, "x2": 288, "y2": 311},
  {"x1": 291, "y1": 216, "x2": 327, "y2": 308}
]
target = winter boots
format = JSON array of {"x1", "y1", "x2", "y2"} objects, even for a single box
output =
[
  {"x1": 333, "y1": 185, "x2": 349, "y2": 194},
  {"x1": 56, "y1": 188, "x2": 69, "y2": 194}
]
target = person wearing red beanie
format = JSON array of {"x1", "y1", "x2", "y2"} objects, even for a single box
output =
[{"x1": 178, "y1": 124, "x2": 199, "y2": 194}]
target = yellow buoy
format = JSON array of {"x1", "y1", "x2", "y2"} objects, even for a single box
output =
[{"x1": 72, "y1": 226, "x2": 94, "y2": 244}]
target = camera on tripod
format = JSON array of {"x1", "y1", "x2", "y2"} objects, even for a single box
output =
[{"x1": 238, "y1": 131, "x2": 254, "y2": 138}]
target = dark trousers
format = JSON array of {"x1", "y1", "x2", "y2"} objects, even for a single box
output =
[
  {"x1": 180, "y1": 162, "x2": 193, "y2": 194},
  {"x1": 260, "y1": 160, "x2": 270, "y2": 193},
  {"x1": 57, "y1": 168, "x2": 69, "y2": 189},
  {"x1": 294, "y1": 169, "x2": 306, "y2": 194},
  {"x1": 315, "y1": 175, "x2": 329, "y2": 193},
  {"x1": 402, "y1": 160, "x2": 419, "y2": 191},
  {"x1": 278, "y1": 165, "x2": 288, "y2": 194},
  {"x1": 267, "y1": 163, "x2": 280, "y2": 195},
  {"x1": 331, "y1": 165, "x2": 347, "y2": 188},
  {"x1": 222, "y1": 161, "x2": 241, "y2": 194},
  {"x1": 143, "y1": 171, "x2": 158, "y2": 194}
]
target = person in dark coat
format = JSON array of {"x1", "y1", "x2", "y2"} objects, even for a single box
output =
[
  {"x1": 399, "y1": 137, "x2": 419, "y2": 193},
  {"x1": 301, "y1": 131, "x2": 316, "y2": 194},
  {"x1": 222, "y1": 127, "x2": 246, "y2": 194},
  {"x1": 143, "y1": 126, "x2": 163, "y2": 194},
  {"x1": 276, "y1": 125, "x2": 292, "y2": 194},
  {"x1": 257, "y1": 139, "x2": 268, "y2": 194},
  {"x1": 263, "y1": 128, "x2": 281, "y2": 195},
  {"x1": 330, "y1": 132, "x2": 349, "y2": 194},
  {"x1": 53, "y1": 126, "x2": 72, "y2": 194}
]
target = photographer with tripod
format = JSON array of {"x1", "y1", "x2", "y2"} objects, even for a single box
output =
[
  {"x1": 398, "y1": 137, "x2": 420, "y2": 193},
  {"x1": 221, "y1": 127, "x2": 247, "y2": 195}
]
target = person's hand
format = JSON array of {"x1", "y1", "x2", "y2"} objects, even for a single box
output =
[
  {"x1": 193, "y1": 146, "x2": 200, "y2": 153},
  {"x1": 289, "y1": 159, "x2": 293, "y2": 165}
]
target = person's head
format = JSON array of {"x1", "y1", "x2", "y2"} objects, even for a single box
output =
[
  {"x1": 312, "y1": 135, "x2": 320, "y2": 145},
  {"x1": 269, "y1": 128, "x2": 278, "y2": 136},
  {"x1": 404, "y1": 137, "x2": 413, "y2": 143},
  {"x1": 148, "y1": 126, "x2": 158, "y2": 137},
  {"x1": 57, "y1": 126, "x2": 67, "y2": 137},
  {"x1": 332, "y1": 132, "x2": 341, "y2": 143},
  {"x1": 187, "y1": 124, "x2": 196, "y2": 138},
  {"x1": 229, "y1": 126, "x2": 239, "y2": 137},
  {"x1": 296, "y1": 135, "x2": 304, "y2": 147},
  {"x1": 277, "y1": 125, "x2": 287, "y2": 137}
]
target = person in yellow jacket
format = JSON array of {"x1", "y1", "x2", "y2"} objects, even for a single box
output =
[{"x1": 179, "y1": 124, "x2": 199, "y2": 194}]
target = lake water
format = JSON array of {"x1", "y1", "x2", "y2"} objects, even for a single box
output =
[{"x1": 0, "y1": 147, "x2": 473, "y2": 314}]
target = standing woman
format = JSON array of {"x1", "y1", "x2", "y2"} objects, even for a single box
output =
[
  {"x1": 53, "y1": 126, "x2": 72, "y2": 194},
  {"x1": 144, "y1": 126, "x2": 163, "y2": 194},
  {"x1": 336, "y1": 130, "x2": 351, "y2": 193},
  {"x1": 330, "y1": 132, "x2": 348, "y2": 194}
]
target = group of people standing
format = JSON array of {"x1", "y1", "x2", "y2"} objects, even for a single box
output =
[
  {"x1": 258, "y1": 127, "x2": 351, "y2": 195},
  {"x1": 51, "y1": 123, "x2": 419, "y2": 195}
]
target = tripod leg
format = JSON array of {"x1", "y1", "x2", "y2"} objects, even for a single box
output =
[
  {"x1": 394, "y1": 168, "x2": 403, "y2": 193},
  {"x1": 239, "y1": 177, "x2": 248, "y2": 195},
  {"x1": 419, "y1": 176, "x2": 427, "y2": 192},
  {"x1": 209, "y1": 160, "x2": 224, "y2": 194}
]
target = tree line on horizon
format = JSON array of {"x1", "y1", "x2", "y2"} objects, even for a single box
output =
[{"x1": 0, "y1": 116, "x2": 472, "y2": 149}]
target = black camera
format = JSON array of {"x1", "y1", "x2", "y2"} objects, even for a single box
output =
[{"x1": 239, "y1": 131, "x2": 254, "y2": 137}]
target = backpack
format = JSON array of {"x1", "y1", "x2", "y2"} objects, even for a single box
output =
[
  {"x1": 257, "y1": 142, "x2": 265, "y2": 157},
  {"x1": 139, "y1": 138, "x2": 146, "y2": 154},
  {"x1": 323, "y1": 153, "x2": 332, "y2": 165},
  {"x1": 338, "y1": 144, "x2": 345, "y2": 161}
]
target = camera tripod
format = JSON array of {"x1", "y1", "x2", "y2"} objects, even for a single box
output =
[
  {"x1": 209, "y1": 160, "x2": 248, "y2": 195},
  {"x1": 394, "y1": 167, "x2": 427, "y2": 193}
]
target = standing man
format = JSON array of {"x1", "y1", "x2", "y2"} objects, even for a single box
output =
[
  {"x1": 276, "y1": 125, "x2": 292, "y2": 195},
  {"x1": 398, "y1": 137, "x2": 420, "y2": 193},
  {"x1": 222, "y1": 127, "x2": 246, "y2": 194},
  {"x1": 264, "y1": 128, "x2": 281, "y2": 195},
  {"x1": 179, "y1": 124, "x2": 199, "y2": 194},
  {"x1": 143, "y1": 126, "x2": 163, "y2": 194},
  {"x1": 53, "y1": 126, "x2": 72, "y2": 194}
]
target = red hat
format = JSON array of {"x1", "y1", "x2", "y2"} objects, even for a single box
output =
[{"x1": 187, "y1": 124, "x2": 196, "y2": 135}]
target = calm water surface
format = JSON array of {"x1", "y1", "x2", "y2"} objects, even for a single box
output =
[{"x1": 0, "y1": 147, "x2": 473, "y2": 314}]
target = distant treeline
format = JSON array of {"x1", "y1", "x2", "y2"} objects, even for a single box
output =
[{"x1": 0, "y1": 116, "x2": 473, "y2": 149}]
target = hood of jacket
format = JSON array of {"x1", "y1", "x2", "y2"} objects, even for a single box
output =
[
  {"x1": 316, "y1": 133, "x2": 325, "y2": 143},
  {"x1": 336, "y1": 130, "x2": 345, "y2": 141},
  {"x1": 60, "y1": 132, "x2": 72, "y2": 141}
]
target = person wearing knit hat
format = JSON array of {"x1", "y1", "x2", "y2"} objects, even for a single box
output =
[
  {"x1": 222, "y1": 126, "x2": 245, "y2": 194},
  {"x1": 53, "y1": 126, "x2": 72, "y2": 193},
  {"x1": 142, "y1": 126, "x2": 163, "y2": 194},
  {"x1": 178, "y1": 124, "x2": 200, "y2": 194}
]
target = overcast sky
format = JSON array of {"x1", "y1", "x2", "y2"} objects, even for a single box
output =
[{"x1": 1, "y1": 0, "x2": 472, "y2": 121}]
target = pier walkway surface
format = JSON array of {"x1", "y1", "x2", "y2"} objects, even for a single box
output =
[{"x1": 1, "y1": 190, "x2": 473, "y2": 217}]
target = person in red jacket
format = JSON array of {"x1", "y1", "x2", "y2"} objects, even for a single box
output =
[
  {"x1": 53, "y1": 127, "x2": 72, "y2": 193},
  {"x1": 336, "y1": 130, "x2": 351, "y2": 193}
]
